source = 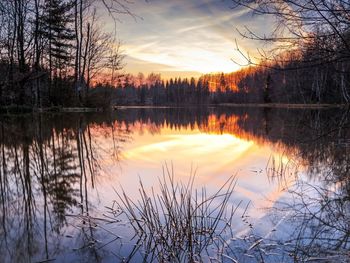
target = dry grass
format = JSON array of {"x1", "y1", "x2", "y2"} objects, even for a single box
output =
[{"x1": 116, "y1": 167, "x2": 240, "y2": 262}]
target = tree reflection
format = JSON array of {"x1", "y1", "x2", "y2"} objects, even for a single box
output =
[
  {"x1": 231, "y1": 108, "x2": 350, "y2": 262},
  {"x1": 282, "y1": 181, "x2": 350, "y2": 261},
  {"x1": 0, "y1": 107, "x2": 349, "y2": 262},
  {"x1": 0, "y1": 113, "x2": 130, "y2": 262}
]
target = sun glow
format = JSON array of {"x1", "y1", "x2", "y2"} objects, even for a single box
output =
[{"x1": 126, "y1": 44, "x2": 240, "y2": 74}]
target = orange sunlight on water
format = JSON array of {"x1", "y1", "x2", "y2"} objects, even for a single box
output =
[{"x1": 89, "y1": 117, "x2": 299, "y2": 221}]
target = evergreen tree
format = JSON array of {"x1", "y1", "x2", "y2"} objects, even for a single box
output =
[{"x1": 41, "y1": 0, "x2": 75, "y2": 79}]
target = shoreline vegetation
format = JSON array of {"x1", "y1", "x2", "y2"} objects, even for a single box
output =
[{"x1": 115, "y1": 172, "x2": 239, "y2": 262}]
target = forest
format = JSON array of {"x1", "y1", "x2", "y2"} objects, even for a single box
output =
[
  {"x1": 0, "y1": 0, "x2": 125, "y2": 108},
  {"x1": 0, "y1": 0, "x2": 350, "y2": 108}
]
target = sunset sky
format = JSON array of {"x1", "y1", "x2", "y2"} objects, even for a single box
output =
[{"x1": 108, "y1": 0, "x2": 274, "y2": 79}]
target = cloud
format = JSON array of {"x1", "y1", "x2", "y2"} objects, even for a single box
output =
[{"x1": 110, "y1": 0, "x2": 275, "y2": 77}]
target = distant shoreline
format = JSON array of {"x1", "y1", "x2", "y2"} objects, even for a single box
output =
[
  {"x1": 0, "y1": 103, "x2": 348, "y2": 114},
  {"x1": 215, "y1": 103, "x2": 348, "y2": 109},
  {"x1": 108, "y1": 103, "x2": 349, "y2": 110}
]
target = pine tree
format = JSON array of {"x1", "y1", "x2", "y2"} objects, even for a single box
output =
[
  {"x1": 41, "y1": 0, "x2": 75, "y2": 79},
  {"x1": 39, "y1": 0, "x2": 75, "y2": 104}
]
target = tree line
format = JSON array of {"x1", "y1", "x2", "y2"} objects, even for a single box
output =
[{"x1": 89, "y1": 73, "x2": 212, "y2": 107}]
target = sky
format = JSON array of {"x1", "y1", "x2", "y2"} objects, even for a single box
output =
[{"x1": 106, "y1": 0, "x2": 274, "y2": 79}]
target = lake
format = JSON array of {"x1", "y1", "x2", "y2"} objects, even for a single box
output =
[{"x1": 0, "y1": 106, "x2": 349, "y2": 262}]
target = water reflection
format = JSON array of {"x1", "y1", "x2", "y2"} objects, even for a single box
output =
[{"x1": 0, "y1": 107, "x2": 349, "y2": 262}]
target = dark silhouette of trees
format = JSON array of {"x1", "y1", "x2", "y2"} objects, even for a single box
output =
[
  {"x1": 92, "y1": 73, "x2": 212, "y2": 106},
  {"x1": 0, "y1": 0, "x2": 130, "y2": 108},
  {"x1": 232, "y1": 0, "x2": 350, "y2": 104},
  {"x1": 1, "y1": 0, "x2": 349, "y2": 108}
]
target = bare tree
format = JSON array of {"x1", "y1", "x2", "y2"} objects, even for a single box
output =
[{"x1": 232, "y1": 0, "x2": 350, "y2": 103}]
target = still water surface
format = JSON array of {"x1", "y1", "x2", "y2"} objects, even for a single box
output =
[{"x1": 0, "y1": 107, "x2": 349, "y2": 262}]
